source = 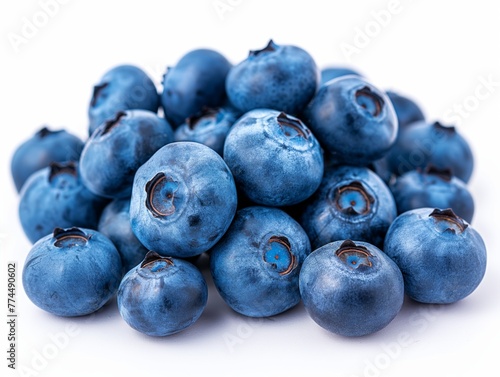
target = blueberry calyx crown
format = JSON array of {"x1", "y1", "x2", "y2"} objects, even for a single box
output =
[
  {"x1": 355, "y1": 86, "x2": 384, "y2": 117},
  {"x1": 90, "y1": 82, "x2": 109, "y2": 107},
  {"x1": 263, "y1": 236, "x2": 296, "y2": 276},
  {"x1": 145, "y1": 172, "x2": 179, "y2": 218},
  {"x1": 140, "y1": 251, "x2": 174, "y2": 272},
  {"x1": 53, "y1": 227, "x2": 90, "y2": 248},
  {"x1": 423, "y1": 164, "x2": 453, "y2": 182},
  {"x1": 333, "y1": 181, "x2": 375, "y2": 215},
  {"x1": 249, "y1": 39, "x2": 278, "y2": 57},
  {"x1": 48, "y1": 161, "x2": 77, "y2": 182},
  {"x1": 36, "y1": 127, "x2": 56, "y2": 138},
  {"x1": 335, "y1": 240, "x2": 373, "y2": 269},
  {"x1": 101, "y1": 111, "x2": 127, "y2": 136},
  {"x1": 186, "y1": 107, "x2": 218, "y2": 130},
  {"x1": 277, "y1": 112, "x2": 308, "y2": 139},
  {"x1": 432, "y1": 121, "x2": 456, "y2": 135},
  {"x1": 429, "y1": 208, "x2": 468, "y2": 234}
]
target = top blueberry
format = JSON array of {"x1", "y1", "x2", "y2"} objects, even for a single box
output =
[
  {"x1": 88, "y1": 65, "x2": 159, "y2": 136},
  {"x1": 226, "y1": 40, "x2": 319, "y2": 115}
]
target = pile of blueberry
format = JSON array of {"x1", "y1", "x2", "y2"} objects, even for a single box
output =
[{"x1": 12, "y1": 40, "x2": 486, "y2": 338}]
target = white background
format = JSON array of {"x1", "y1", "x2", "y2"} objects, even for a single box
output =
[{"x1": 1, "y1": 1, "x2": 500, "y2": 376}]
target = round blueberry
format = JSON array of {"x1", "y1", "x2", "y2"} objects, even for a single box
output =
[
  {"x1": 210, "y1": 206, "x2": 311, "y2": 317},
  {"x1": 88, "y1": 64, "x2": 159, "y2": 136},
  {"x1": 130, "y1": 142, "x2": 237, "y2": 258},
  {"x1": 384, "y1": 208, "x2": 487, "y2": 304},
  {"x1": 304, "y1": 75, "x2": 398, "y2": 166},
  {"x1": 19, "y1": 162, "x2": 108, "y2": 244},
  {"x1": 299, "y1": 239, "x2": 404, "y2": 337},
  {"x1": 11, "y1": 127, "x2": 84, "y2": 192},
  {"x1": 22, "y1": 227, "x2": 122, "y2": 316},
  {"x1": 117, "y1": 251, "x2": 207, "y2": 336},
  {"x1": 226, "y1": 40, "x2": 319, "y2": 115},
  {"x1": 300, "y1": 166, "x2": 396, "y2": 249},
  {"x1": 223, "y1": 109, "x2": 324, "y2": 206},
  {"x1": 80, "y1": 110, "x2": 174, "y2": 199}
]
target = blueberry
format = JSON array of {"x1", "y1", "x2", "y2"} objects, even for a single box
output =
[
  {"x1": 384, "y1": 208, "x2": 487, "y2": 304},
  {"x1": 300, "y1": 165, "x2": 396, "y2": 249},
  {"x1": 226, "y1": 40, "x2": 319, "y2": 115},
  {"x1": 98, "y1": 198, "x2": 149, "y2": 274},
  {"x1": 223, "y1": 109, "x2": 324, "y2": 206},
  {"x1": 299, "y1": 239, "x2": 404, "y2": 337},
  {"x1": 210, "y1": 206, "x2": 311, "y2": 317},
  {"x1": 130, "y1": 142, "x2": 237, "y2": 258},
  {"x1": 390, "y1": 165, "x2": 474, "y2": 223},
  {"x1": 320, "y1": 66, "x2": 362, "y2": 85},
  {"x1": 304, "y1": 76, "x2": 398, "y2": 166},
  {"x1": 161, "y1": 49, "x2": 231, "y2": 128},
  {"x1": 386, "y1": 90, "x2": 425, "y2": 129},
  {"x1": 80, "y1": 110, "x2": 174, "y2": 199},
  {"x1": 88, "y1": 65, "x2": 159, "y2": 136},
  {"x1": 19, "y1": 162, "x2": 108, "y2": 244},
  {"x1": 22, "y1": 227, "x2": 122, "y2": 316},
  {"x1": 117, "y1": 251, "x2": 207, "y2": 336},
  {"x1": 174, "y1": 106, "x2": 240, "y2": 156},
  {"x1": 386, "y1": 120, "x2": 474, "y2": 182},
  {"x1": 11, "y1": 127, "x2": 84, "y2": 192}
]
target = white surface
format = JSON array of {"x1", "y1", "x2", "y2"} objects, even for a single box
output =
[{"x1": 1, "y1": 1, "x2": 500, "y2": 376}]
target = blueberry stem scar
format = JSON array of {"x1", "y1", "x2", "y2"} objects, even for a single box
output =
[
  {"x1": 335, "y1": 240, "x2": 373, "y2": 269},
  {"x1": 429, "y1": 208, "x2": 468, "y2": 233},
  {"x1": 53, "y1": 227, "x2": 90, "y2": 248}
]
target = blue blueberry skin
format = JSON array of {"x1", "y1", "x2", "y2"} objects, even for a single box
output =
[
  {"x1": 299, "y1": 240, "x2": 404, "y2": 337},
  {"x1": 320, "y1": 67, "x2": 362, "y2": 85},
  {"x1": 386, "y1": 90, "x2": 425, "y2": 129},
  {"x1": 300, "y1": 166, "x2": 397, "y2": 249},
  {"x1": 386, "y1": 120, "x2": 474, "y2": 182},
  {"x1": 161, "y1": 49, "x2": 231, "y2": 128},
  {"x1": 80, "y1": 110, "x2": 174, "y2": 199},
  {"x1": 384, "y1": 208, "x2": 487, "y2": 304},
  {"x1": 117, "y1": 251, "x2": 207, "y2": 336},
  {"x1": 19, "y1": 162, "x2": 108, "y2": 244},
  {"x1": 22, "y1": 227, "x2": 122, "y2": 316},
  {"x1": 304, "y1": 76, "x2": 398, "y2": 166},
  {"x1": 210, "y1": 206, "x2": 311, "y2": 317},
  {"x1": 88, "y1": 65, "x2": 159, "y2": 136},
  {"x1": 98, "y1": 198, "x2": 149, "y2": 274},
  {"x1": 130, "y1": 142, "x2": 237, "y2": 258},
  {"x1": 173, "y1": 106, "x2": 240, "y2": 156},
  {"x1": 226, "y1": 40, "x2": 319, "y2": 115},
  {"x1": 390, "y1": 166, "x2": 474, "y2": 223},
  {"x1": 223, "y1": 109, "x2": 324, "y2": 206},
  {"x1": 11, "y1": 127, "x2": 84, "y2": 192}
]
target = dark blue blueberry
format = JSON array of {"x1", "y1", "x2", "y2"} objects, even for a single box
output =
[
  {"x1": 384, "y1": 208, "x2": 487, "y2": 304},
  {"x1": 19, "y1": 162, "x2": 108, "y2": 244},
  {"x1": 210, "y1": 206, "x2": 311, "y2": 317},
  {"x1": 130, "y1": 142, "x2": 237, "y2": 258},
  {"x1": 390, "y1": 166, "x2": 474, "y2": 223},
  {"x1": 22, "y1": 227, "x2": 122, "y2": 316},
  {"x1": 386, "y1": 90, "x2": 425, "y2": 129},
  {"x1": 223, "y1": 109, "x2": 324, "y2": 206},
  {"x1": 300, "y1": 166, "x2": 396, "y2": 249},
  {"x1": 320, "y1": 66, "x2": 362, "y2": 85},
  {"x1": 11, "y1": 127, "x2": 84, "y2": 192},
  {"x1": 80, "y1": 110, "x2": 174, "y2": 199},
  {"x1": 226, "y1": 40, "x2": 319, "y2": 115},
  {"x1": 161, "y1": 49, "x2": 231, "y2": 127},
  {"x1": 304, "y1": 76, "x2": 398, "y2": 166},
  {"x1": 98, "y1": 198, "x2": 149, "y2": 274},
  {"x1": 174, "y1": 106, "x2": 240, "y2": 155},
  {"x1": 386, "y1": 120, "x2": 474, "y2": 182},
  {"x1": 88, "y1": 65, "x2": 159, "y2": 136},
  {"x1": 117, "y1": 251, "x2": 207, "y2": 336},
  {"x1": 299, "y1": 239, "x2": 404, "y2": 337}
]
